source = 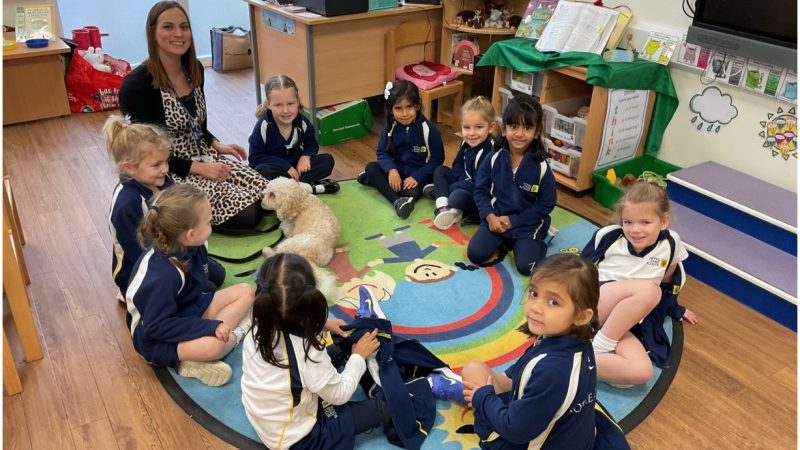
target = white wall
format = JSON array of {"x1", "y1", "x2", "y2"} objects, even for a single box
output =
[{"x1": 608, "y1": 0, "x2": 798, "y2": 192}]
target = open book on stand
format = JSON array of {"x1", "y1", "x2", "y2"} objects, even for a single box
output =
[{"x1": 534, "y1": 1, "x2": 619, "y2": 55}]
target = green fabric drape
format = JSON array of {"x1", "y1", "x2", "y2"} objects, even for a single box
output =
[{"x1": 478, "y1": 38, "x2": 679, "y2": 155}]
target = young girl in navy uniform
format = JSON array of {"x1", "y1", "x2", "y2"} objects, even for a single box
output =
[
  {"x1": 358, "y1": 80, "x2": 445, "y2": 219},
  {"x1": 104, "y1": 115, "x2": 225, "y2": 299},
  {"x1": 468, "y1": 93, "x2": 556, "y2": 275},
  {"x1": 462, "y1": 254, "x2": 630, "y2": 450},
  {"x1": 248, "y1": 74, "x2": 339, "y2": 194},
  {"x1": 241, "y1": 253, "x2": 389, "y2": 450},
  {"x1": 423, "y1": 96, "x2": 496, "y2": 230},
  {"x1": 581, "y1": 181, "x2": 698, "y2": 387},
  {"x1": 126, "y1": 184, "x2": 254, "y2": 387}
]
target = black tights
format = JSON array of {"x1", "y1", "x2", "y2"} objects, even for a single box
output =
[
  {"x1": 215, "y1": 201, "x2": 268, "y2": 231},
  {"x1": 351, "y1": 397, "x2": 391, "y2": 434}
]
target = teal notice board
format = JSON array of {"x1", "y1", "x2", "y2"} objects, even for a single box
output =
[{"x1": 478, "y1": 38, "x2": 679, "y2": 156}]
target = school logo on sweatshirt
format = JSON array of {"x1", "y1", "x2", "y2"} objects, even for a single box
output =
[
  {"x1": 520, "y1": 182, "x2": 539, "y2": 193},
  {"x1": 412, "y1": 146, "x2": 428, "y2": 153}
]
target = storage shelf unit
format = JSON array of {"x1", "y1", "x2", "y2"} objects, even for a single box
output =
[
  {"x1": 491, "y1": 65, "x2": 656, "y2": 192},
  {"x1": 440, "y1": 0, "x2": 528, "y2": 96}
]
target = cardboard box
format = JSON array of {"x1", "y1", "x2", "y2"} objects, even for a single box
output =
[{"x1": 302, "y1": 99, "x2": 374, "y2": 146}]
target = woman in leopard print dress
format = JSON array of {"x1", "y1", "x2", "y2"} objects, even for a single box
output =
[{"x1": 120, "y1": 1, "x2": 269, "y2": 230}]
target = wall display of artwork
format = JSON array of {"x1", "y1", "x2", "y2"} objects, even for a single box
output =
[{"x1": 759, "y1": 106, "x2": 797, "y2": 161}]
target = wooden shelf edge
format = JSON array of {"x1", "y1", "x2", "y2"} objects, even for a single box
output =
[
  {"x1": 554, "y1": 171, "x2": 593, "y2": 192},
  {"x1": 443, "y1": 23, "x2": 517, "y2": 35}
]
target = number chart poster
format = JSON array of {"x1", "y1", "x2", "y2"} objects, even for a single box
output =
[{"x1": 596, "y1": 89, "x2": 649, "y2": 169}]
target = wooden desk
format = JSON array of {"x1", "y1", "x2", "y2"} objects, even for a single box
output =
[
  {"x1": 3, "y1": 33, "x2": 71, "y2": 125},
  {"x1": 244, "y1": 1, "x2": 441, "y2": 124}
]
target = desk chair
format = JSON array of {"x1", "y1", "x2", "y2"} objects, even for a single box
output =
[{"x1": 385, "y1": 20, "x2": 463, "y2": 130}]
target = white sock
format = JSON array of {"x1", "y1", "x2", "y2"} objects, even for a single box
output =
[
  {"x1": 312, "y1": 184, "x2": 326, "y2": 194},
  {"x1": 299, "y1": 182, "x2": 314, "y2": 194},
  {"x1": 592, "y1": 330, "x2": 619, "y2": 354},
  {"x1": 435, "y1": 197, "x2": 449, "y2": 208}
]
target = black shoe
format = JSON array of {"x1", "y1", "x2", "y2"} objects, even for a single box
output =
[
  {"x1": 393, "y1": 197, "x2": 415, "y2": 219},
  {"x1": 356, "y1": 171, "x2": 368, "y2": 186},
  {"x1": 318, "y1": 179, "x2": 340, "y2": 194},
  {"x1": 422, "y1": 183, "x2": 435, "y2": 200}
]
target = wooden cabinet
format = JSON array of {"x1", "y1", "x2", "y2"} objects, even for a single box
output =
[
  {"x1": 490, "y1": 65, "x2": 656, "y2": 192},
  {"x1": 440, "y1": 0, "x2": 529, "y2": 97}
]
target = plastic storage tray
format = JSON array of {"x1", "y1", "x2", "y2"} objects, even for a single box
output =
[
  {"x1": 545, "y1": 138, "x2": 581, "y2": 178},
  {"x1": 591, "y1": 155, "x2": 681, "y2": 209},
  {"x1": 542, "y1": 95, "x2": 590, "y2": 147}
]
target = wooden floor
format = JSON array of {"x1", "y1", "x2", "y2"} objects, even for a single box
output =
[{"x1": 3, "y1": 68, "x2": 796, "y2": 449}]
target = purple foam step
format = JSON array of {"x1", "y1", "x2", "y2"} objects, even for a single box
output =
[
  {"x1": 668, "y1": 161, "x2": 796, "y2": 229},
  {"x1": 670, "y1": 202, "x2": 796, "y2": 299}
]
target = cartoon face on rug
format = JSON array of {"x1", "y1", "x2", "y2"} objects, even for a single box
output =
[
  {"x1": 404, "y1": 259, "x2": 457, "y2": 283},
  {"x1": 260, "y1": 177, "x2": 340, "y2": 267}
]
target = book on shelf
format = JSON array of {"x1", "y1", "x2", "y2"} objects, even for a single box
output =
[
  {"x1": 515, "y1": 0, "x2": 559, "y2": 40},
  {"x1": 534, "y1": 1, "x2": 619, "y2": 55},
  {"x1": 638, "y1": 31, "x2": 680, "y2": 65},
  {"x1": 604, "y1": 7, "x2": 632, "y2": 50}
]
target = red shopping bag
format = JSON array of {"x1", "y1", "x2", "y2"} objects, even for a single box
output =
[{"x1": 65, "y1": 49, "x2": 131, "y2": 113}]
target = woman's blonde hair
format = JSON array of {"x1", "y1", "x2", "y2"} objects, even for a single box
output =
[
  {"x1": 254, "y1": 74, "x2": 303, "y2": 118},
  {"x1": 612, "y1": 181, "x2": 671, "y2": 224},
  {"x1": 138, "y1": 184, "x2": 207, "y2": 269},
  {"x1": 103, "y1": 114, "x2": 170, "y2": 174},
  {"x1": 144, "y1": 1, "x2": 202, "y2": 91}
]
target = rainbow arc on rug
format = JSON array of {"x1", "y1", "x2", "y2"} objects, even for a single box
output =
[{"x1": 155, "y1": 180, "x2": 682, "y2": 449}]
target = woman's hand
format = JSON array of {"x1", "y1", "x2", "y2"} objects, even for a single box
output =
[
  {"x1": 192, "y1": 161, "x2": 231, "y2": 181},
  {"x1": 352, "y1": 328, "x2": 380, "y2": 359},
  {"x1": 215, "y1": 323, "x2": 232, "y2": 342},
  {"x1": 402, "y1": 176, "x2": 418, "y2": 190},
  {"x1": 287, "y1": 166, "x2": 301, "y2": 181},
  {"x1": 213, "y1": 141, "x2": 247, "y2": 160},
  {"x1": 682, "y1": 308, "x2": 699, "y2": 325},
  {"x1": 324, "y1": 318, "x2": 348, "y2": 338},
  {"x1": 388, "y1": 169, "x2": 402, "y2": 192},
  {"x1": 296, "y1": 155, "x2": 311, "y2": 174}
]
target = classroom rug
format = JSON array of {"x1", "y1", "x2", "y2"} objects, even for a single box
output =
[{"x1": 154, "y1": 180, "x2": 683, "y2": 449}]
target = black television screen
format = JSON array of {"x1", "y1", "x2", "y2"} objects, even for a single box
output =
[{"x1": 687, "y1": 0, "x2": 797, "y2": 69}]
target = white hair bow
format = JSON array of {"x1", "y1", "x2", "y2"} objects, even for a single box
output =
[
  {"x1": 121, "y1": 114, "x2": 132, "y2": 126},
  {"x1": 384, "y1": 81, "x2": 393, "y2": 100}
]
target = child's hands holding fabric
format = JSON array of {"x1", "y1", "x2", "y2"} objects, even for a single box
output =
[
  {"x1": 463, "y1": 376, "x2": 492, "y2": 407},
  {"x1": 353, "y1": 328, "x2": 380, "y2": 359},
  {"x1": 388, "y1": 169, "x2": 402, "y2": 192},
  {"x1": 324, "y1": 318, "x2": 348, "y2": 337},
  {"x1": 402, "y1": 176, "x2": 418, "y2": 190},
  {"x1": 296, "y1": 155, "x2": 311, "y2": 174},
  {"x1": 215, "y1": 323, "x2": 232, "y2": 342}
]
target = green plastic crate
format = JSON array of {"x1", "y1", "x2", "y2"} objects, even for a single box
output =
[
  {"x1": 591, "y1": 155, "x2": 681, "y2": 210},
  {"x1": 369, "y1": 0, "x2": 397, "y2": 10}
]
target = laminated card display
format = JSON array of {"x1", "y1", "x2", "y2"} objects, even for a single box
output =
[{"x1": 534, "y1": 1, "x2": 618, "y2": 55}]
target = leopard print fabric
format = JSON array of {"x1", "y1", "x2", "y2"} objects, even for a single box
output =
[{"x1": 161, "y1": 88, "x2": 268, "y2": 225}]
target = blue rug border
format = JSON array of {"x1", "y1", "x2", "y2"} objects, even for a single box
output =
[{"x1": 152, "y1": 191, "x2": 685, "y2": 446}]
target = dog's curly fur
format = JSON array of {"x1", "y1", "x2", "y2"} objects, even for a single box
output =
[{"x1": 261, "y1": 177, "x2": 340, "y2": 267}]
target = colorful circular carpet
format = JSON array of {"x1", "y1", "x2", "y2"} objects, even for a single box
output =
[{"x1": 155, "y1": 180, "x2": 682, "y2": 449}]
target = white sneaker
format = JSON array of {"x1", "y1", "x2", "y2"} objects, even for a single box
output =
[
  {"x1": 433, "y1": 208, "x2": 462, "y2": 230},
  {"x1": 177, "y1": 360, "x2": 232, "y2": 387}
]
